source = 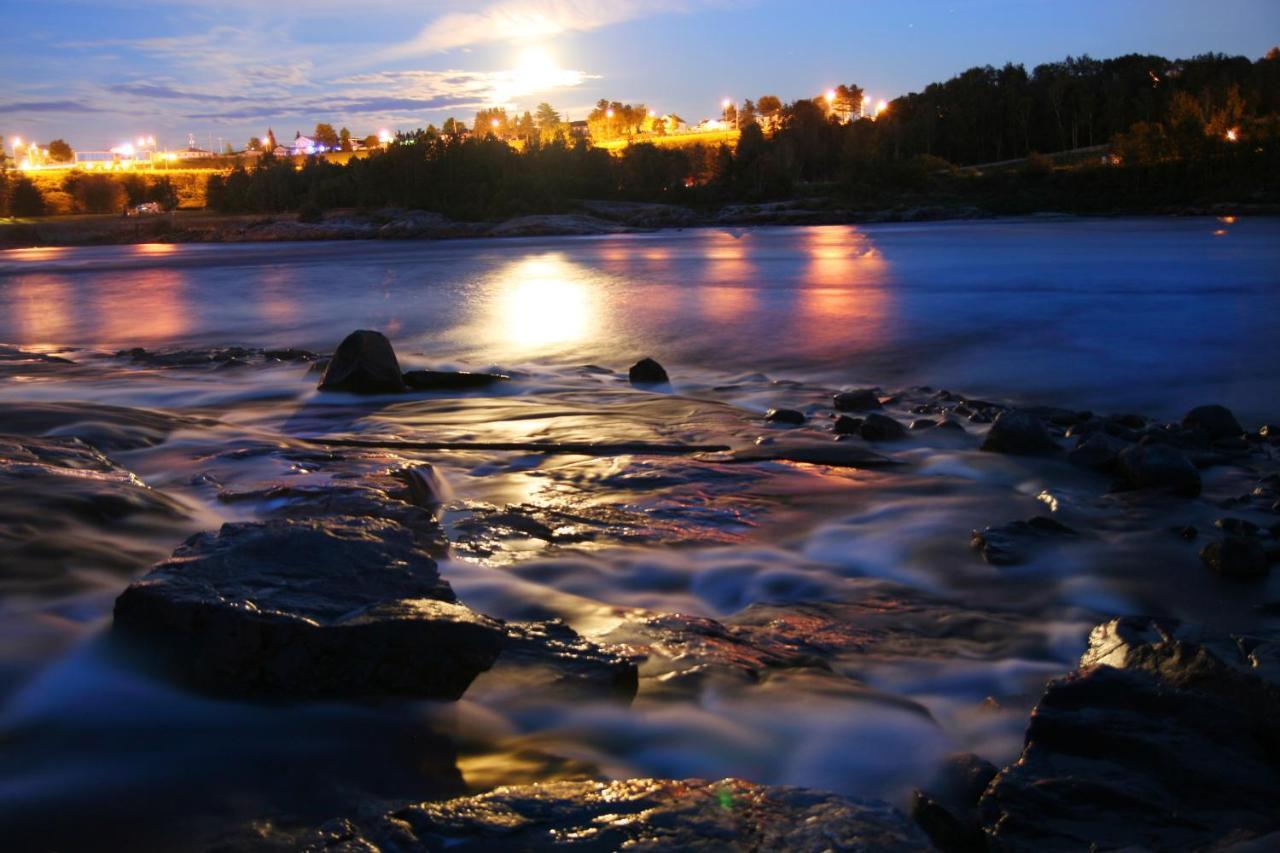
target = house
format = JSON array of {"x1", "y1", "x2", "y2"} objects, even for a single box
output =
[
  {"x1": 568, "y1": 120, "x2": 589, "y2": 138},
  {"x1": 659, "y1": 114, "x2": 689, "y2": 134}
]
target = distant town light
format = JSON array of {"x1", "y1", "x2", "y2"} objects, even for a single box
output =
[
  {"x1": 722, "y1": 98, "x2": 732, "y2": 109},
  {"x1": 824, "y1": 89, "x2": 836, "y2": 103},
  {"x1": 1225, "y1": 128, "x2": 1239, "y2": 142},
  {"x1": 606, "y1": 108, "x2": 614, "y2": 118},
  {"x1": 876, "y1": 99, "x2": 889, "y2": 116},
  {"x1": 377, "y1": 129, "x2": 393, "y2": 144},
  {"x1": 491, "y1": 117, "x2": 500, "y2": 128}
]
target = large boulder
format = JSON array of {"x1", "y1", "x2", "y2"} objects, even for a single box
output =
[
  {"x1": 1182, "y1": 404, "x2": 1244, "y2": 440},
  {"x1": 833, "y1": 389, "x2": 882, "y2": 412},
  {"x1": 113, "y1": 517, "x2": 505, "y2": 699},
  {"x1": 860, "y1": 413, "x2": 909, "y2": 442},
  {"x1": 1200, "y1": 537, "x2": 1270, "y2": 578},
  {"x1": 980, "y1": 410, "x2": 1059, "y2": 455},
  {"x1": 228, "y1": 777, "x2": 929, "y2": 852},
  {"x1": 402, "y1": 370, "x2": 509, "y2": 391},
  {"x1": 318, "y1": 330, "x2": 407, "y2": 394},
  {"x1": 979, "y1": 617, "x2": 1280, "y2": 851},
  {"x1": 1115, "y1": 442, "x2": 1202, "y2": 497}
]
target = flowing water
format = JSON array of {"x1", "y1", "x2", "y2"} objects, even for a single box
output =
[{"x1": 1, "y1": 218, "x2": 1278, "y2": 849}]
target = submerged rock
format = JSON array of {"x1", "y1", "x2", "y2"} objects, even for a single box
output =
[
  {"x1": 113, "y1": 517, "x2": 505, "y2": 699},
  {"x1": 911, "y1": 753, "x2": 998, "y2": 853},
  {"x1": 628, "y1": 356, "x2": 669, "y2": 385},
  {"x1": 833, "y1": 389, "x2": 882, "y2": 412},
  {"x1": 232, "y1": 777, "x2": 929, "y2": 852},
  {"x1": 1200, "y1": 537, "x2": 1270, "y2": 578},
  {"x1": 403, "y1": 370, "x2": 510, "y2": 391},
  {"x1": 317, "y1": 330, "x2": 407, "y2": 394},
  {"x1": 833, "y1": 414, "x2": 863, "y2": 435},
  {"x1": 1182, "y1": 404, "x2": 1244, "y2": 440},
  {"x1": 1066, "y1": 431, "x2": 1128, "y2": 472},
  {"x1": 488, "y1": 619, "x2": 639, "y2": 702},
  {"x1": 980, "y1": 410, "x2": 1059, "y2": 455},
  {"x1": 764, "y1": 407, "x2": 806, "y2": 426},
  {"x1": 859, "y1": 413, "x2": 909, "y2": 442},
  {"x1": 980, "y1": 616, "x2": 1280, "y2": 851},
  {"x1": 1115, "y1": 442, "x2": 1202, "y2": 497},
  {"x1": 970, "y1": 516, "x2": 1078, "y2": 566}
]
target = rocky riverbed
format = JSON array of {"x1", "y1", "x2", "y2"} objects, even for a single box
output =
[{"x1": 1, "y1": 327, "x2": 1278, "y2": 851}]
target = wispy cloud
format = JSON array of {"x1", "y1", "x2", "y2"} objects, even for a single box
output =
[
  {"x1": 0, "y1": 100, "x2": 105, "y2": 114},
  {"x1": 393, "y1": 0, "x2": 709, "y2": 56}
]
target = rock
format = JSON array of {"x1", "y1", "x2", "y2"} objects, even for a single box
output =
[
  {"x1": 233, "y1": 777, "x2": 930, "y2": 852},
  {"x1": 728, "y1": 442, "x2": 899, "y2": 469},
  {"x1": 764, "y1": 407, "x2": 806, "y2": 426},
  {"x1": 1200, "y1": 537, "x2": 1271, "y2": 579},
  {"x1": 402, "y1": 370, "x2": 509, "y2": 391},
  {"x1": 909, "y1": 418, "x2": 938, "y2": 430},
  {"x1": 935, "y1": 417, "x2": 966, "y2": 432},
  {"x1": 980, "y1": 617, "x2": 1280, "y2": 852},
  {"x1": 1182, "y1": 404, "x2": 1244, "y2": 440},
  {"x1": 980, "y1": 410, "x2": 1059, "y2": 455},
  {"x1": 1066, "y1": 431, "x2": 1128, "y2": 472},
  {"x1": 834, "y1": 415, "x2": 863, "y2": 435},
  {"x1": 317, "y1": 330, "x2": 407, "y2": 394},
  {"x1": 860, "y1": 413, "x2": 909, "y2": 442},
  {"x1": 1216, "y1": 517, "x2": 1260, "y2": 536},
  {"x1": 970, "y1": 517, "x2": 1078, "y2": 566},
  {"x1": 628, "y1": 357, "x2": 669, "y2": 385},
  {"x1": 113, "y1": 518, "x2": 505, "y2": 698},
  {"x1": 0, "y1": 434, "x2": 192, "y2": 596},
  {"x1": 1115, "y1": 443, "x2": 1202, "y2": 497},
  {"x1": 488, "y1": 619, "x2": 639, "y2": 702},
  {"x1": 833, "y1": 389, "x2": 882, "y2": 412},
  {"x1": 911, "y1": 753, "x2": 998, "y2": 853}
]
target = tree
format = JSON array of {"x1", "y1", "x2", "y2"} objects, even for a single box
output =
[
  {"x1": 149, "y1": 176, "x2": 179, "y2": 211},
  {"x1": 47, "y1": 139, "x2": 74, "y2": 163},
  {"x1": 313, "y1": 123, "x2": 340, "y2": 149},
  {"x1": 339, "y1": 127, "x2": 352, "y2": 152},
  {"x1": 248, "y1": 137, "x2": 263, "y2": 151},
  {"x1": 265, "y1": 129, "x2": 278, "y2": 151},
  {"x1": 7, "y1": 175, "x2": 45, "y2": 216},
  {"x1": 66, "y1": 173, "x2": 126, "y2": 213},
  {"x1": 363, "y1": 134, "x2": 380, "y2": 149}
]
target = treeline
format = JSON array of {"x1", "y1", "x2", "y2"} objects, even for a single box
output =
[{"x1": 0, "y1": 171, "x2": 180, "y2": 216}]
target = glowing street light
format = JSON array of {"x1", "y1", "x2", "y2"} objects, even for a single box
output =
[
  {"x1": 824, "y1": 89, "x2": 837, "y2": 104},
  {"x1": 876, "y1": 99, "x2": 889, "y2": 118},
  {"x1": 377, "y1": 129, "x2": 393, "y2": 145},
  {"x1": 1226, "y1": 128, "x2": 1239, "y2": 142},
  {"x1": 491, "y1": 117, "x2": 500, "y2": 129},
  {"x1": 605, "y1": 108, "x2": 614, "y2": 118}
]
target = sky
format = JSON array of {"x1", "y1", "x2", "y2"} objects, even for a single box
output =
[{"x1": 2, "y1": 0, "x2": 1278, "y2": 151}]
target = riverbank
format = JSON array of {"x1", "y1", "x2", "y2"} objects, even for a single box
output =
[{"x1": 4, "y1": 199, "x2": 1277, "y2": 248}]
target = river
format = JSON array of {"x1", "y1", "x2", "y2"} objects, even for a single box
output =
[{"x1": 1, "y1": 218, "x2": 1277, "y2": 849}]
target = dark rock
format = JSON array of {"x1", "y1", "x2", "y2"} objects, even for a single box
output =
[
  {"x1": 833, "y1": 389, "x2": 882, "y2": 412},
  {"x1": 909, "y1": 418, "x2": 938, "y2": 430},
  {"x1": 0, "y1": 344, "x2": 73, "y2": 364},
  {"x1": 1115, "y1": 442, "x2": 1202, "y2": 497},
  {"x1": 833, "y1": 414, "x2": 863, "y2": 435},
  {"x1": 980, "y1": 616, "x2": 1280, "y2": 852},
  {"x1": 970, "y1": 516, "x2": 1078, "y2": 566},
  {"x1": 113, "y1": 518, "x2": 505, "y2": 698},
  {"x1": 628, "y1": 356, "x2": 669, "y2": 385},
  {"x1": 402, "y1": 370, "x2": 509, "y2": 391},
  {"x1": 980, "y1": 410, "x2": 1059, "y2": 455},
  {"x1": 764, "y1": 407, "x2": 806, "y2": 426},
  {"x1": 489, "y1": 619, "x2": 639, "y2": 702},
  {"x1": 1216, "y1": 517, "x2": 1260, "y2": 536},
  {"x1": 1200, "y1": 537, "x2": 1270, "y2": 579},
  {"x1": 911, "y1": 753, "x2": 998, "y2": 853},
  {"x1": 728, "y1": 442, "x2": 898, "y2": 469},
  {"x1": 935, "y1": 417, "x2": 966, "y2": 432},
  {"x1": 230, "y1": 777, "x2": 929, "y2": 852},
  {"x1": 1182, "y1": 404, "x2": 1244, "y2": 440},
  {"x1": 1066, "y1": 431, "x2": 1128, "y2": 472},
  {"x1": 317, "y1": 330, "x2": 407, "y2": 394},
  {"x1": 1178, "y1": 524, "x2": 1198, "y2": 540},
  {"x1": 262, "y1": 348, "x2": 317, "y2": 361},
  {"x1": 859, "y1": 413, "x2": 909, "y2": 442}
]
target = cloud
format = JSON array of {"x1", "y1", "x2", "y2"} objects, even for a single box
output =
[
  {"x1": 107, "y1": 83, "x2": 254, "y2": 103},
  {"x1": 0, "y1": 100, "x2": 105, "y2": 114},
  {"x1": 394, "y1": 0, "x2": 697, "y2": 56}
]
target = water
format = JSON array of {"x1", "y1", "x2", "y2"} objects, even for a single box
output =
[{"x1": 1, "y1": 218, "x2": 1278, "y2": 849}]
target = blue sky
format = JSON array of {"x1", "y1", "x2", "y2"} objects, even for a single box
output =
[{"x1": 2, "y1": 0, "x2": 1277, "y2": 151}]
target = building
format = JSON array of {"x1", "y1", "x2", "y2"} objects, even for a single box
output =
[{"x1": 568, "y1": 120, "x2": 589, "y2": 138}]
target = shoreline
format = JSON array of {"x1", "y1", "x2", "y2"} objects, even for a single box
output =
[{"x1": 3, "y1": 199, "x2": 1277, "y2": 248}]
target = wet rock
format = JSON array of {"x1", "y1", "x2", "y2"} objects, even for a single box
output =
[
  {"x1": 1216, "y1": 517, "x2": 1261, "y2": 536},
  {"x1": 262, "y1": 348, "x2": 317, "y2": 362},
  {"x1": 1066, "y1": 431, "x2": 1128, "y2": 472},
  {"x1": 980, "y1": 617, "x2": 1280, "y2": 852},
  {"x1": 1115, "y1": 443, "x2": 1202, "y2": 497},
  {"x1": 488, "y1": 619, "x2": 639, "y2": 702},
  {"x1": 833, "y1": 389, "x2": 882, "y2": 412},
  {"x1": 935, "y1": 417, "x2": 966, "y2": 432},
  {"x1": 833, "y1": 414, "x2": 863, "y2": 435},
  {"x1": 764, "y1": 407, "x2": 806, "y2": 426},
  {"x1": 402, "y1": 370, "x2": 509, "y2": 391},
  {"x1": 1260, "y1": 424, "x2": 1280, "y2": 443},
  {"x1": 231, "y1": 777, "x2": 929, "y2": 852},
  {"x1": 317, "y1": 330, "x2": 407, "y2": 394},
  {"x1": 980, "y1": 410, "x2": 1059, "y2": 456},
  {"x1": 1183, "y1": 404, "x2": 1244, "y2": 440},
  {"x1": 728, "y1": 442, "x2": 898, "y2": 469},
  {"x1": 113, "y1": 518, "x2": 505, "y2": 699},
  {"x1": 0, "y1": 344, "x2": 73, "y2": 364},
  {"x1": 0, "y1": 434, "x2": 192, "y2": 596},
  {"x1": 628, "y1": 356, "x2": 669, "y2": 385},
  {"x1": 1200, "y1": 537, "x2": 1270, "y2": 579},
  {"x1": 909, "y1": 418, "x2": 938, "y2": 430},
  {"x1": 117, "y1": 346, "x2": 256, "y2": 368},
  {"x1": 911, "y1": 753, "x2": 998, "y2": 853},
  {"x1": 859, "y1": 413, "x2": 909, "y2": 442},
  {"x1": 970, "y1": 516, "x2": 1078, "y2": 566}
]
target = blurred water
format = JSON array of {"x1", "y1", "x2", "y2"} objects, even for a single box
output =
[
  {"x1": 1, "y1": 218, "x2": 1278, "y2": 850},
  {"x1": 2, "y1": 217, "x2": 1278, "y2": 419}
]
